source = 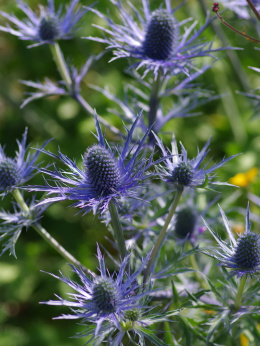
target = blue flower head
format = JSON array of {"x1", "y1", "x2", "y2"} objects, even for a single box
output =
[
  {"x1": 0, "y1": 128, "x2": 47, "y2": 195},
  {"x1": 154, "y1": 133, "x2": 236, "y2": 191},
  {"x1": 41, "y1": 245, "x2": 151, "y2": 337},
  {"x1": 204, "y1": 204, "x2": 260, "y2": 278},
  {"x1": 0, "y1": 0, "x2": 89, "y2": 47},
  {"x1": 32, "y1": 115, "x2": 155, "y2": 214},
  {"x1": 87, "y1": 0, "x2": 226, "y2": 77}
]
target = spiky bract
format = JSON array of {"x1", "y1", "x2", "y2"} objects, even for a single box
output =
[
  {"x1": 204, "y1": 204, "x2": 260, "y2": 278},
  {"x1": 29, "y1": 115, "x2": 156, "y2": 214},
  {"x1": 0, "y1": 0, "x2": 88, "y2": 47}
]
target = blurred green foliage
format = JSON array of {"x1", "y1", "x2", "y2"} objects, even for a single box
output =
[{"x1": 0, "y1": 0, "x2": 259, "y2": 345}]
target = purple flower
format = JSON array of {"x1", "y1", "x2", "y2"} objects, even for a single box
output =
[
  {"x1": 30, "y1": 115, "x2": 157, "y2": 214},
  {"x1": 204, "y1": 204, "x2": 260, "y2": 278},
  {"x1": 41, "y1": 245, "x2": 151, "y2": 337},
  {"x1": 0, "y1": 0, "x2": 89, "y2": 47},
  {"x1": 86, "y1": 0, "x2": 228, "y2": 77},
  {"x1": 0, "y1": 128, "x2": 48, "y2": 195},
  {"x1": 154, "y1": 133, "x2": 236, "y2": 191}
]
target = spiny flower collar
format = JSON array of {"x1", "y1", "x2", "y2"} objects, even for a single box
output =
[
  {"x1": 86, "y1": 0, "x2": 229, "y2": 77},
  {"x1": 0, "y1": 0, "x2": 89, "y2": 47},
  {"x1": 204, "y1": 204, "x2": 260, "y2": 278},
  {"x1": 29, "y1": 114, "x2": 161, "y2": 214}
]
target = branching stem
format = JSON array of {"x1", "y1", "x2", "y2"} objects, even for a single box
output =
[{"x1": 12, "y1": 189, "x2": 87, "y2": 270}]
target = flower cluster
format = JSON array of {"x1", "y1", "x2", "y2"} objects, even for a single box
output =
[{"x1": 0, "y1": 0, "x2": 259, "y2": 345}]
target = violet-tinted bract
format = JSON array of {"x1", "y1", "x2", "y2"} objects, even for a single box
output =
[
  {"x1": 87, "y1": 0, "x2": 228, "y2": 77},
  {"x1": 30, "y1": 115, "x2": 157, "y2": 214},
  {"x1": 0, "y1": 128, "x2": 48, "y2": 195},
  {"x1": 0, "y1": 0, "x2": 89, "y2": 47},
  {"x1": 204, "y1": 204, "x2": 260, "y2": 278},
  {"x1": 41, "y1": 245, "x2": 151, "y2": 337},
  {"x1": 154, "y1": 133, "x2": 236, "y2": 191}
]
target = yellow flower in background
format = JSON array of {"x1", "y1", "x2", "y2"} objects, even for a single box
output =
[
  {"x1": 240, "y1": 333, "x2": 248, "y2": 346},
  {"x1": 232, "y1": 224, "x2": 245, "y2": 235},
  {"x1": 229, "y1": 167, "x2": 258, "y2": 187}
]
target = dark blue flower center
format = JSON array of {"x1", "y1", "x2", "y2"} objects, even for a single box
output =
[
  {"x1": 84, "y1": 145, "x2": 121, "y2": 196},
  {"x1": 143, "y1": 10, "x2": 178, "y2": 60},
  {"x1": 0, "y1": 159, "x2": 19, "y2": 191},
  {"x1": 92, "y1": 277, "x2": 120, "y2": 313},
  {"x1": 170, "y1": 162, "x2": 194, "y2": 187},
  {"x1": 175, "y1": 207, "x2": 197, "y2": 239},
  {"x1": 38, "y1": 15, "x2": 59, "y2": 41},
  {"x1": 234, "y1": 232, "x2": 260, "y2": 269}
]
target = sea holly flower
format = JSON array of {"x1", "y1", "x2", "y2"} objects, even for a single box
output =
[
  {"x1": 30, "y1": 115, "x2": 158, "y2": 214},
  {"x1": 154, "y1": 133, "x2": 236, "y2": 191},
  {"x1": 87, "y1": 0, "x2": 227, "y2": 77},
  {"x1": 41, "y1": 246, "x2": 152, "y2": 338},
  {"x1": 0, "y1": 128, "x2": 48, "y2": 195},
  {"x1": 204, "y1": 204, "x2": 260, "y2": 278},
  {"x1": 0, "y1": 0, "x2": 89, "y2": 47}
]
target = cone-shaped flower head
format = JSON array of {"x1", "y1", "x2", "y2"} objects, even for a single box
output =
[
  {"x1": 175, "y1": 207, "x2": 198, "y2": 239},
  {"x1": 42, "y1": 245, "x2": 151, "y2": 336},
  {"x1": 0, "y1": 0, "x2": 89, "y2": 47},
  {"x1": 30, "y1": 114, "x2": 156, "y2": 214},
  {"x1": 38, "y1": 14, "x2": 60, "y2": 41},
  {"x1": 87, "y1": 0, "x2": 226, "y2": 77},
  {"x1": 0, "y1": 128, "x2": 48, "y2": 195},
  {"x1": 154, "y1": 133, "x2": 237, "y2": 191},
  {"x1": 204, "y1": 204, "x2": 260, "y2": 278},
  {"x1": 83, "y1": 145, "x2": 121, "y2": 197},
  {"x1": 143, "y1": 10, "x2": 178, "y2": 61}
]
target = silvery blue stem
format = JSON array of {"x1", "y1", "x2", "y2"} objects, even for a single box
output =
[
  {"x1": 108, "y1": 201, "x2": 127, "y2": 260},
  {"x1": 144, "y1": 188, "x2": 183, "y2": 283},
  {"x1": 234, "y1": 276, "x2": 247, "y2": 310},
  {"x1": 49, "y1": 43, "x2": 121, "y2": 137},
  {"x1": 148, "y1": 69, "x2": 162, "y2": 140},
  {"x1": 12, "y1": 189, "x2": 87, "y2": 270},
  {"x1": 49, "y1": 42, "x2": 72, "y2": 89}
]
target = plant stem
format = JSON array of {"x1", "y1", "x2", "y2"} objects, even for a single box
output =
[
  {"x1": 187, "y1": 242, "x2": 209, "y2": 290},
  {"x1": 50, "y1": 43, "x2": 122, "y2": 138},
  {"x1": 12, "y1": 189, "x2": 87, "y2": 270},
  {"x1": 108, "y1": 201, "x2": 127, "y2": 259},
  {"x1": 246, "y1": 0, "x2": 260, "y2": 22},
  {"x1": 144, "y1": 189, "x2": 183, "y2": 283},
  {"x1": 148, "y1": 69, "x2": 162, "y2": 140},
  {"x1": 234, "y1": 276, "x2": 247, "y2": 310},
  {"x1": 49, "y1": 42, "x2": 72, "y2": 88}
]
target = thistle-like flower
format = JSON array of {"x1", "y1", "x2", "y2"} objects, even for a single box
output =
[
  {"x1": 87, "y1": 0, "x2": 226, "y2": 77},
  {"x1": 0, "y1": 0, "x2": 88, "y2": 47},
  {"x1": 30, "y1": 115, "x2": 156, "y2": 214},
  {"x1": 204, "y1": 204, "x2": 260, "y2": 278},
  {"x1": 41, "y1": 246, "x2": 151, "y2": 337},
  {"x1": 0, "y1": 128, "x2": 48, "y2": 195},
  {"x1": 154, "y1": 134, "x2": 236, "y2": 191}
]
